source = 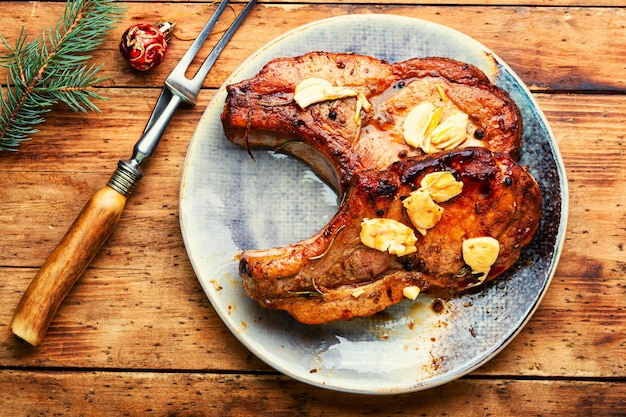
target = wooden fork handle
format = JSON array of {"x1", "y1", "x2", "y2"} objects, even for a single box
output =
[{"x1": 11, "y1": 186, "x2": 127, "y2": 346}]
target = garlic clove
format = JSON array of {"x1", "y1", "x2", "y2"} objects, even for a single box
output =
[
  {"x1": 402, "y1": 102, "x2": 438, "y2": 150},
  {"x1": 403, "y1": 286, "x2": 421, "y2": 300},
  {"x1": 402, "y1": 188, "x2": 443, "y2": 236},
  {"x1": 420, "y1": 171, "x2": 464, "y2": 203},
  {"x1": 462, "y1": 236, "x2": 500, "y2": 281},
  {"x1": 429, "y1": 110, "x2": 469, "y2": 150},
  {"x1": 360, "y1": 218, "x2": 417, "y2": 257},
  {"x1": 294, "y1": 77, "x2": 358, "y2": 109}
]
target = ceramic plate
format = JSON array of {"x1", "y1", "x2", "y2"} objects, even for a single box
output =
[{"x1": 179, "y1": 15, "x2": 568, "y2": 394}]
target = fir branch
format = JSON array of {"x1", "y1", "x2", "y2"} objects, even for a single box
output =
[{"x1": 0, "y1": 0, "x2": 125, "y2": 151}]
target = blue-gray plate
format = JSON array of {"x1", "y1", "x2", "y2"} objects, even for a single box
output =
[{"x1": 179, "y1": 15, "x2": 568, "y2": 394}]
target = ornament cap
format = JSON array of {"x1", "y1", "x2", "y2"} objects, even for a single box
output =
[{"x1": 156, "y1": 21, "x2": 176, "y2": 42}]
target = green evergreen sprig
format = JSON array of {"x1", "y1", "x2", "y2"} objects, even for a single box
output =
[{"x1": 0, "y1": 0, "x2": 125, "y2": 151}]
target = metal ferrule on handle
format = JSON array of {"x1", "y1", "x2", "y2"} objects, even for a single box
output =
[{"x1": 108, "y1": 160, "x2": 144, "y2": 197}]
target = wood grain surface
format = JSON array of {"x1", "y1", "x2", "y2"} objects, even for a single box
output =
[{"x1": 1, "y1": 1, "x2": 624, "y2": 415}]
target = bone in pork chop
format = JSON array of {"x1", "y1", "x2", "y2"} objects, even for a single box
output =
[
  {"x1": 237, "y1": 148, "x2": 542, "y2": 324},
  {"x1": 220, "y1": 52, "x2": 539, "y2": 324},
  {"x1": 222, "y1": 51, "x2": 523, "y2": 192}
]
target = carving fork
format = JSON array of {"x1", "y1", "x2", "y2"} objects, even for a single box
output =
[{"x1": 11, "y1": 0, "x2": 257, "y2": 346}]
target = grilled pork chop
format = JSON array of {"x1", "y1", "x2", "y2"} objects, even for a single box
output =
[
  {"x1": 239, "y1": 148, "x2": 541, "y2": 324},
  {"x1": 222, "y1": 52, "x2": 523, "y2": 192},
  {"x1": 221, "y1": 52, "x2": 540, "y2": 324}
]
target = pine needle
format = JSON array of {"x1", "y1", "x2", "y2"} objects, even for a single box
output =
[{"x1": 0, "y1": 0, "x2": 125, "y2": 151}]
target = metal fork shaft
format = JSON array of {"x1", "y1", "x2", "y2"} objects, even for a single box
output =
[
  {"x1": 129, "y1": 92, "x2": 182, "y2": 171},
  {"x1": 163, "y1": 0, "x2": 231, "y2": 103}
]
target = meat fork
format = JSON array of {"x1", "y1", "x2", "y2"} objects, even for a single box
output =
[{"x1": 11, "y1": 0, "x2": 257, "y2": 346}]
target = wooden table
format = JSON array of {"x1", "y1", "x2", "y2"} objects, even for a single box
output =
[{"x1": 1, "y1": 1, "x2": 624, "y2": 415}]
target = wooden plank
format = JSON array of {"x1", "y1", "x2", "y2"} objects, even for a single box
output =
[
  {"x1": 0, "y1": 267, "x2": 266, "y2": 372},
  {"x1": 0, "y1": 169, "x2": 187, "y2": 267},
  {"x1": 1, "y1": 264, "x2": 623, "y2": 376},
  {"x1": 0, "y1": 92, "x2": 624, "y2": 376},
  {"x1": 481, "y1": 273, "x2": 626, "y2": 377},
  {"x1": 0, "y1": 87, "x2": 209, "y2": 174},
  {"x1": 22, "y1": 0, "x2": 626, "y2": 7},
  {"x1": 2, "y1": 256, "x2": 258, "y2": 369},
  {"x1": 270, "y1": 0, "x2": 626, "y2": 4},
  {"x1": 0, "y1": 370, "x2": 624, "y2": 416},
  {"x1": 1, "y1": 92, "x2": 624, "y2": 262},
  {"x1": 2, "y1": 91, "x2": 625, "y2": 176},
  {"x1": 1, "y1": 1, "x2": 623, "y2": 414},
  {"x1": 0, "y1": 4, "x2": 625, "y2": 92},
  {"x1": 1, "y1": 246, "x2": 624, "y2": 375}
]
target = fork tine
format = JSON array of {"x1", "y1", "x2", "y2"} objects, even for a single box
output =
[
  {"x1": 165, "y1": 0, "x2": 257, "y2": 104},
  {"x1": 193, "y1": 0, "x2": 257, "y2": 85},
  {"x1": 170, "y1": 0, "x2": 231, "y2": 75},
  {"x1": 141, "y1": 0, "x2": 231, "y2": 133}
]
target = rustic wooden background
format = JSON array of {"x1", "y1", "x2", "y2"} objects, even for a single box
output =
[{"x1": 0, "y1": 0, "x2": 624, "y2": 415}]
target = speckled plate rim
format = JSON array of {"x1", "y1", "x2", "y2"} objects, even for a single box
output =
[{"x1": 179, "y1": 14, "x2": 569, "y2": 394}]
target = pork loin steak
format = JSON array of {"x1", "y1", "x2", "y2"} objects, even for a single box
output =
[
  {"x1": 221, "y1": 52, "x2": 540, "y2": 324},
  {"x1": 222, "y1": 51, "x2": 523, "y2": 192},
  {"x1": 237, "y1": 148, "x2": 541, "y2": 324}
]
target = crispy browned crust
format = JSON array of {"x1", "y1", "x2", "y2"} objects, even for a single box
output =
[
  {"x1": 221, "y1": 52, "x2": 523, "y2": 191},
  {"x1": 239, "y1": 148, "x2": 542, "y2": 325},
  {"x1": 393, "y1": 57, "x2": 523, "y2": 159},
  {"x1": 221, "y1": 52, "x2": 536, "y2": 324}
]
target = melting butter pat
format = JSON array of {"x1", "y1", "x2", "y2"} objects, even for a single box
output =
[
  {"x1": 462, "y1": 237, "x2": 500, "y2": 282},
  {"x1": 360, "y1": 218, "x2": 417, "y2": 257},
  {"x1": 403, "y1": 286, "x2": 421, "y2": 300}
]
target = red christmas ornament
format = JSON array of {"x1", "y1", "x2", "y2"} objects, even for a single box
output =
[{"x1": 119, "y1": 22, "x2": 175, "y2": 71}]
